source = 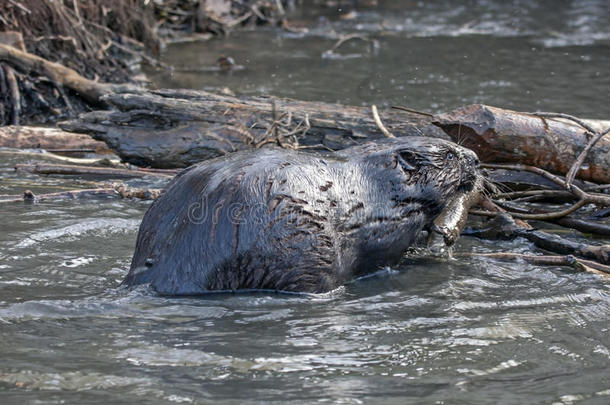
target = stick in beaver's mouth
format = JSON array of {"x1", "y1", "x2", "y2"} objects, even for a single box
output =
[{"x1": 430, "y1": 176, "x2": 484, "y2": 247}]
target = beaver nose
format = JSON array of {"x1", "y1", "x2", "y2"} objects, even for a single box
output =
[{"x1": 463, "y1": 151, "x2": 479, "y2": 169}]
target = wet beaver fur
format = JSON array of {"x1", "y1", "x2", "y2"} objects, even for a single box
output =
[{"x1": 122, "y1": 137, "x2": 480, "y2": 294}]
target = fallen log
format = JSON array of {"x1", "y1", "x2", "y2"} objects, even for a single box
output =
[
  {"x1": 0, "y1": 125, "x2": 110, "y2": 152},
  {"x1": 434, "y1": 104, "x2": 610, "y2": 184},
  {"x1": 61, "y1": 89, "x2": 447, "y2": 168}
]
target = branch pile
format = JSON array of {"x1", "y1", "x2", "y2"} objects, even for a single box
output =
[{"x1": 431, "y1": 107, "x2": 610, "y2": 275}]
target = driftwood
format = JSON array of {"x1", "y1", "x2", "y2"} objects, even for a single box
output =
[
  {"x1": 0, "y1": 125, "x2": 109, "y2": 152},
  {"x1": 15, "y1": 162, "x2": 177, "y2": 179},
  {"x1": 434, "y1": 104, "x2": 610, "y2": 184},
  {"x1": 61, "y1": 89, "x2": 447, "y2": 168}
]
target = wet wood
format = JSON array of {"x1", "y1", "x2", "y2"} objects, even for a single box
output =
[
  {"x1": 434, "y1": 104, "x2": 610, "y2": 184},
  {"x1": 61, "y1": 89, "x2": 447, "y2": 168},
  {"x1": 432, "y1": 177, "x2": 483, "y2": 246},
  {"x1": 464, "y1": 214, "x2": 610, "y2": 265},
  {"x1": 0, "y1": 184, "x2": 161, "y2": 203},
  {"x1": 0, "y1": 125, "x2": 109, "y2": 152},
  {"x1": 462, "y1": 253, "x2": 610, "y2": 277},
  {"x1": 0, "y1": 43, "x2": 137, "y2": 106},
  {"x1": 487, "y1": 199, "x2": 610, "y2": 237},
  {"x1": 15, "y1": 162, "x2": 176, "y2": 179},
  {"x1": 3, "y1": 64, "x2": 20, "y2": 125}
]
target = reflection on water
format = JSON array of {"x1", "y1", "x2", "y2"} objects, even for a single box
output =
[{"x1": 2, "y1": 1, "x2": 610, "y2": 403}]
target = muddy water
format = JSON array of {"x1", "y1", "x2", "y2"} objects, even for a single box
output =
[{"x1": 2, "y1": 1, "x2": 610, "y2": 404}]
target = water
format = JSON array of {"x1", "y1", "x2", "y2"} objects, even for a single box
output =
[
  {"x1": 150, "y1": 0, "x2": 610, "y2": 118},
  {"x1": 2, "y1": 1, "x2": 610, "y2": 404}
]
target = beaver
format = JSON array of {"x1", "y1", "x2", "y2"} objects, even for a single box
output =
[{"x1": 122, "y1": 137, "x2": 480, "y2": 294}]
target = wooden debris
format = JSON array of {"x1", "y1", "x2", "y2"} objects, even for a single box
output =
[
  {"x1": 462, "y1": 252, "x2": 610, "y2": 277},
  {"x1": 464, "y1": 214, "x2": 610, "y2": 265},
  {"x1": 434, "y1": 104, "x2": 610, "y2": 184},
  {"x1": 0, "y1": 43, "x2": 138, "y2": 106},
  {"x1": 15, "y1": 162, "x2": 177, "y2": 179},
  {"x1": 432, "y1": 177, "x2": 483, "y2": 246},
  {"x1": 0, "y1": 125, "x2": 109, "y2": 152},
  {"x1": 0, "y1": 183, "x2": 161, "y2": 203},
  {"x1": 61, "y1": 89, "x2": 447, "y2": 168},
  {"x1": 3, "y1": 63, "x2": 20, "y2": 125}
]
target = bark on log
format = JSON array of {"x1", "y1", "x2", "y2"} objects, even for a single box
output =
[
  {"x1": 61, "y1": 89, "x2": 447, "y2": 168},
  {"x1": 434, "y1": 104, "x2": 610, "y2": 184},
  {"x1": 0, "y1": 125, "x2": 110, "y2": 152}
]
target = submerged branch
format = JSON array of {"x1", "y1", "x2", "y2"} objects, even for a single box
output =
[
  {"x1": 0, "y1": 183, "x2": 161, "y2": 203},
  {"x1": 15, "y1": 162, "x2": 176, "y2": 179},
  {"x1": 462, "y1": 252, "x2": 610, "y2": 278}
]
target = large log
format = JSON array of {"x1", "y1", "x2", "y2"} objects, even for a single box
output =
[
  {"x1": 61, "y1": 89, "x2": 447, "y2": 168},
  {"x1": 433, "y1": 104, "x2": 610, "y2": 184},
  {"x1": 0, "y1": 125, "x2": 109, "y2": 152}
]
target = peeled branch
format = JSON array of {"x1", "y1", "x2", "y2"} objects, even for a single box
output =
[{"x1": 432, "y1": 177, "x2": 484, "y2": 246}]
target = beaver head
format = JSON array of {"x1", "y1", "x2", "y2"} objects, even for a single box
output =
[
  {"x1": 339, "y1": 137, "x2": 480, "y2": 218},
  {"x1": 335, "y1": 137, "x2": 481, "y2": 273}
]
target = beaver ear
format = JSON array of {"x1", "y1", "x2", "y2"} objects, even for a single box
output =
[{"x1": 397, "y1": 150, "x2": 417, "y2": 171}]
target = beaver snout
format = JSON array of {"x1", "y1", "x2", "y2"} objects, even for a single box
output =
[
  {"x1": 461, "y1": 148, "x2": 480, "y2": 169},
  {"x1": 458, "y1": 159, "x2": 480, "y2": 192},
  {"x1": 455, "y1": 148, "x2": 480, "y2": 191}
]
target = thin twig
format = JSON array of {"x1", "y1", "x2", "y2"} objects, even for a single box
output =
[
  {"x1": 372, "y1": 105, "x2": 395, "y2": 138},
  {"x1": 15, "y1": 162, "x2": 174, "y2": 179},
  {"x1": 483, "y1": 163, "x2": 610, "y2": 206},
  {"x1": 391, "y1": 105, "x2": 435, "y2": 118},
  {"x1": 529, "y1": 111, "x2": 598, "y2": 135},
  {"x1": 460, "y1": 252, "x2": 610, "y2": 277},
  {"x1": 328, "y1": 33, "x2": 369, "y2": 53},
  {"x1": 565, "y1": 127, "x2": 610, "y2": 188},
  {"x1": 495, "y1": 189, "x2": 576, "y2": 200}
]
